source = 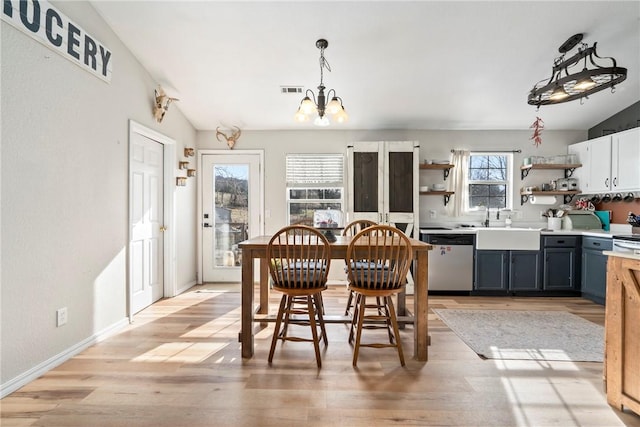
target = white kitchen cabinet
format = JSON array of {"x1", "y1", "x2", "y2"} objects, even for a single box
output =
[
  {"x1": 612, "y1": 128, "x2": 640, "y2": 191},
  {"x1": 586, "y1": 135, "x2": 613, "y2": 193},
  {"x1": 567, "y1": 140, "x2": 590, "y2": 191},
  {"x1": 347, "y1": 141, "x2": 419, "y2": 238},
  {"x1": 568, "y1": 128, "x2": 640, "y2": 194}
]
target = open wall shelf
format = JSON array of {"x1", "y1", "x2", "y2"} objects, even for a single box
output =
[
  {"x1": 420, "y1": 163, "x2": 454, "y2": 180},
  {"x1": 419, "y1": 191, "x2": 454, "y2": 205},
  {"x1": 520, "y1": 190, "x2": 580, "y2": 205},
  {"x1": 520, "y1": 163, "x2": 582, "y2": 179}
]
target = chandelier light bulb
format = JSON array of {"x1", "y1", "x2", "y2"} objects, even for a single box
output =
[
  {"x1": 300, "y1": 97, "x2": 316, "y2": 115},
  {"x1": 314, "y1": 115, "x2": 330, "y2": 126},
  {"x1": 334, "y1": 107, "x2": 349, "y2": 123},
  {"x1": 574, "y1": 76, "x2": 597, "y2": 91},
  {"x1": 294, "y1": 108, "x2": 309, "y2": 122},
  {"x1": 549, "y1": 85, "x2": 569, "y2": 101},
  {"x1": 326, "y1": 97, "x2": 342, "y2": 115}
]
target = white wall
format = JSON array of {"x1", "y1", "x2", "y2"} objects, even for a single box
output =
[
  {"x1": 1, "y1": 2, "x2": 197, "y2": 392},
  {"x1": 197, "y1": 129, "x2": 587, "y2": 233}
]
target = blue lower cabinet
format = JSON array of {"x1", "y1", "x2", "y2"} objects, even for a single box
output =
[
  {"x1": 581, "y1": 237, "x2": 612, "y2": 305},
  {"x1": 474, "y1": 250, "x2": 541, "y2": 292},
  {"x1": 474, "y1": 250, "x2": 509, "y2": 291},
  {"x1": 510, "y1": 251, "x2": 542, "y2": 291}
]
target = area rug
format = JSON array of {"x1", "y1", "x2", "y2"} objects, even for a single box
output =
[{"x1": 432, "y1": 309, "x2": 604, "y2": 362}]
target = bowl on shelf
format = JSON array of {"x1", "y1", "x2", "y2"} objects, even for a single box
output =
[
  {"x1": 432, "y1": 184, "x2": 446, "y2": 191},
  {"x1": 432, "y1": 160, "x2": 450, "y2": 165},
  {"x1": 419, "y1": 185, "x2": 430, "y2": 192}
]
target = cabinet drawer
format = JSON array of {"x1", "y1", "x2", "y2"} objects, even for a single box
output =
[
  {"x1": 582, "y1": 236, "x2": 613, "y2": 251},
  {"x1": 543, "y1": 235, "x2": 578, "y2": 248}
]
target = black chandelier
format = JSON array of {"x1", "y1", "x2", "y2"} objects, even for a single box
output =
[
  {"x1": 294, "y1": 39, "x2": 348, "y2": 126},
  {"x1": 528, "y1": 33, "x2": 627, "y2": 107}
]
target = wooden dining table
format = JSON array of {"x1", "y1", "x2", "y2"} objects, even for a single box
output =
[{"x1": 238, "y1": 234, "x2": 433, "y2": 361}]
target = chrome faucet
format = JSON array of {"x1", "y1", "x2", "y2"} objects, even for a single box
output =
[{"x1": 483, "y1": 209, "x2": 490, "y2": 227}]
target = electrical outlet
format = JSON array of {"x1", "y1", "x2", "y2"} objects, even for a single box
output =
[
  {"x1": 429, "y1": 209, "x2": 437, "y2": 219},
  {"x1": 56, "y1": 307, "x2": 67, "y2": 327}
]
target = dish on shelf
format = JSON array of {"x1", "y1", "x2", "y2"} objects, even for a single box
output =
[
  {"x1": 432, "y1": 160, "x2": 450, "y2": 165},
  {"x1": 432, "y1": 184, "x2": 445, "y2": 191},
  {"x1": 419, "y1": 186, "x2": 430, "y2": 192}
]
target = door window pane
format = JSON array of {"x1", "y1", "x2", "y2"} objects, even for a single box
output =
[{"x1": 214, "y1": 165, "x2": 249, "y2": 267}]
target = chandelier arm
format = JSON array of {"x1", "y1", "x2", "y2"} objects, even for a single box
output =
[
  {"x1": 588, "y1": 43, "x2": 618, "y2": 69},
  {"x1": 304, "y1": 89, "x2": 318, "y2": 106}
]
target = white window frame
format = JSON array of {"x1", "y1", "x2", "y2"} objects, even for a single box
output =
[
  {"x1": 285, "y1": 154, "x2": 345, "y2": 226},
  {"x1": 467, "y1": 152, "x2": 514, "y2": 211}
]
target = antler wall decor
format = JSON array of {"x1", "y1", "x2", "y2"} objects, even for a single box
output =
[
  {"x1": 153, "y1": 86, "x2": 179, "y2": 123},
  {"x1": 216, "y1": 126, "x2": 242, "y2": 149}
]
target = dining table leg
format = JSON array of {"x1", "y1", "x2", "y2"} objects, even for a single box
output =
[
  {"x1": 259, "y1": 258, "x2": 269, "y2": 314},
  {"x1": 241, "y1": 249, "x2": 254, "y2": 358},
  {"x1": 414, "y1": 250, "x2": 429, "y2": 361}
]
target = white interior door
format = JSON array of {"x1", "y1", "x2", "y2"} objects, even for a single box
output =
[
  {"x1": 130, "y1": 133, "x2": 164, "y2": 313},
  {"x1": 201, "y1": 152, "x2": 262, "y2": 283}
]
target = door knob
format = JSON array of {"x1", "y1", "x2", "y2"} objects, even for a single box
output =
[
  {"x1": 160, "y1": 226, "x2": 167, "y2": 232},
  {"x1": 203, "y1": 223, "x2": 212, "y2": 228}
]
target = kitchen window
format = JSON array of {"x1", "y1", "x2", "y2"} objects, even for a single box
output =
[
  {"x1": 286, "y1": 154, "x2": 344, "y2": 225},
  {"x1": 468, "y1": 152, "x2": 513, "y2": 209}
]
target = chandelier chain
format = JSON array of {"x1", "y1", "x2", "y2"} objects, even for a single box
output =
[{"x1": 318, "y1": 46, "x2": 331, "y2": 87}]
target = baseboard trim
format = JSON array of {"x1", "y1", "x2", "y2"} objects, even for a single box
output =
[
  {"x1": 176, "y1": 280, "x2": 197, "y2": 295},
  {"x1": 0, "y1": 317, "x2": 129, "y2": 398}
]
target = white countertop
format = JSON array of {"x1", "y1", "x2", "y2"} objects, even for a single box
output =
[
  {"x1": 419, "y1": 227, "x2": 615, "y2": 237},
  {"x1": 419, "y1": 222, "x2": 634, "y2": 238},
  {"x1": 604, "y1": 251, "x2": 640, "y2": 261}
]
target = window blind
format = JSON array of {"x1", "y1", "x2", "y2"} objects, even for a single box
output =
[{"x1": 286, "y1": 154, "x2": 344, "y2": 187}]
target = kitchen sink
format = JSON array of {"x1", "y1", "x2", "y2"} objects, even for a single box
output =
[{"x1": 475, "y1": 228, "x2": 541, "y2": 250}]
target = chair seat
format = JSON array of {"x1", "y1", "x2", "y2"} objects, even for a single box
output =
[
  {"x1": 348, "y1": 284, "x2": 403, "y2": 297},
  {"x1": 349, "y1": 269, "x2": 403, "y2": 289},
  {"x1": 272, "y1": 285, "x2": 327, "y2": 295}
]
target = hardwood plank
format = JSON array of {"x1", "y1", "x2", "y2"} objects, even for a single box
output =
[{"x1": 2, "y1": 284, "x2": 640, "y2": 427}]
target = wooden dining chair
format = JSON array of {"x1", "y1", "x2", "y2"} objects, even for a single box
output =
[
  {"x1": 341, "y1": 219, "x2": 377, "y2": 315},
  {"x1": 267, "y1": 225, "x2": 332, "y2": 368},
  {"x1": 346, "y1": 225, "x2": 412, "y2": 366}
]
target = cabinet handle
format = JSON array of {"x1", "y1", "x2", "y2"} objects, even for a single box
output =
[
  {"x1": 558, "y1": 240, "x2": 565, "y2": 244},
  {"x1": 605, "y1": 178, "x2": 609, "y2": 187},
  {"x1": 613, "y1": 177, "x2": 617, "y2": 187},
  {"x1": 593, "y1": 242, "x2": 601, "y2": 247}
]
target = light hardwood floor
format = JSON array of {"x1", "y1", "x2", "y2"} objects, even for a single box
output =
[{"x1": 2, "y1": 284, "x2": 640, "y2": 427}]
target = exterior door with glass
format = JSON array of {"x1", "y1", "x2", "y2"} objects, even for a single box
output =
[{"x1": 200, "y1": 151, "x2": 263, "y2": 283}]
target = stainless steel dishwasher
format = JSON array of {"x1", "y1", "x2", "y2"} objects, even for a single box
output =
[{"x1": 421, "y1": 233, "x2": 475, "y2": 292}]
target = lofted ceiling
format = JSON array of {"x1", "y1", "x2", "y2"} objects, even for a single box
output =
[{"x1": 90, "y1": 1, "x2": 640, "y2": 131}]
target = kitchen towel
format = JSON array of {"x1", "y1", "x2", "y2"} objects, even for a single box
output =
[{"x1": 529, "y1": 195, "x2": 557, "y2": 205}]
